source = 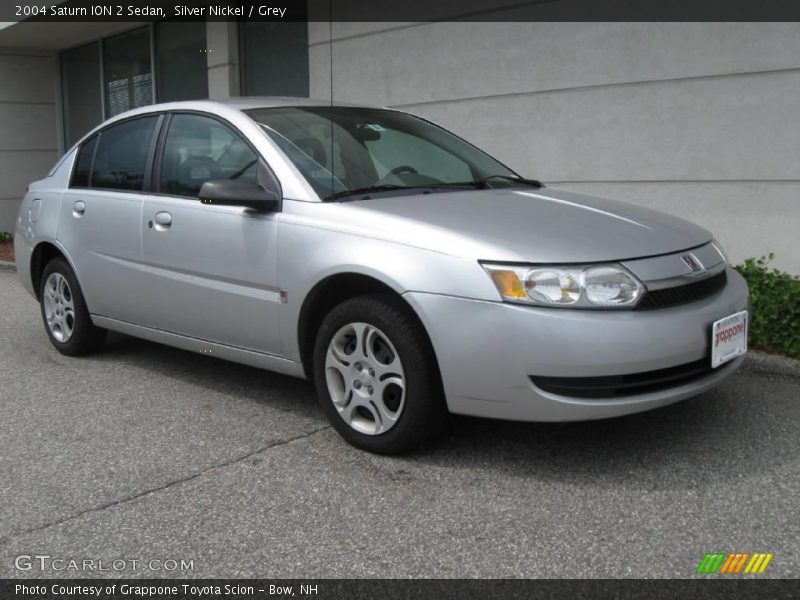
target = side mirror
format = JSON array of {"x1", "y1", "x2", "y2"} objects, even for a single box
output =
[{"x1": 198, "y1": 160, "x2": 282, "y2": 211}]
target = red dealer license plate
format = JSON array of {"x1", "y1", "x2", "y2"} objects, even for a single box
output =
[{"x1": 711, "y1": 310, "x2": 748, "y2": 368}]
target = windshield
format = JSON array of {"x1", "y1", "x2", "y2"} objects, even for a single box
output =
[{"x1": 245, "y1": 106, "x2": 520, "y2": 200}]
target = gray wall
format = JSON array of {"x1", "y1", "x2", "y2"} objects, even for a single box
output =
[
  {"x1": 0, "y1": 49, "x2": 59, "y2": 234},
  {"x1": 206, "y1": 22, "x2": 240, "y2": 100},
  {"x1": 310, "y1": 22, "x2": 800, "y2": 273}
]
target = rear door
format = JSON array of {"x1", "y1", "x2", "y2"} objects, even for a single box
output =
[
  {"x1": 137, "y1": 112, "x2": 282, "y2": 355},
  {"x1": 57, "y1": 114, "x2": 162, "y2": 324}
]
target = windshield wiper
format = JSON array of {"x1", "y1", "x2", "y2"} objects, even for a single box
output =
[
  {"x1": 439, "y1": 175, "x2": 543, "y2": 191},
  {"x1": 326, "y1": 185, "x2": 408, "y2": 201},
  {"x1": 326, "y1": 183, "x2": 475, "y2": 202},
  {"x1": 325, "y1": 176, "x2": 541, "y2": 201},
  {"x1": 473, "y1": 175, "x2": 543, "y2": 188}
]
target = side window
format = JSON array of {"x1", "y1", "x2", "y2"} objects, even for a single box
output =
[
  {"x1": 70, "y1": 135, "x2": 98, "y2": 188},
  {"x1": 159, "y1": 114, "x2": 258, "y2": 197},
  {"x1": 91, "y1": 116, "x2": 158, "y2": 191}
]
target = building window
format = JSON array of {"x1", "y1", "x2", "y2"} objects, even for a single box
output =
[
  {"x1": 60, "y1": 24, "x2": 214, "y2": 151},
  {"x1": 61, "y1": 42, "x2": 102, "y2": 148},
  {"x1": 103, "y1": 28, "x2": 153, "y2": 118},
  {"x1": 240, "y1": 22, "x2": 309, "y2": 97},
  {"x1": 155, "y1": 22, "x2": 209, "y2": 102}
]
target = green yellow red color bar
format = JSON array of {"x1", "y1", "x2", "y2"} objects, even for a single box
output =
[{"x1": 696, "y1": 552, "x2": 773, "y2": 574}]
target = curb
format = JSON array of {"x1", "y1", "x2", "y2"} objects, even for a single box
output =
[
  {"x1": 0, "y1": 260, "x2": 15, "y2": 271},
  {"x1": 743, "y1": 350, "x2": 800, "y2": 380}
]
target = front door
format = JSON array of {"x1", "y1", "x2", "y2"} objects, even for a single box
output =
[{"x1": 138, "y1": 112, "x2": 282, "y2": 355}]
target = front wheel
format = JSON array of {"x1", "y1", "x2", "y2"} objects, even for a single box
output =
[
  {"x1": 313, "y1": 294, "x2": 447, "y2": 454},
  {"x1": 39, "y1": 257, "x2": 106, "y2": 356}
]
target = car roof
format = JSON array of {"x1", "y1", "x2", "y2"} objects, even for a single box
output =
[
  {"x1": 214, "y1": 96, "x2": 370, "y2": 110},
  {"x1": 104, "y1": 96, "x2": 370, "y2": 120}
]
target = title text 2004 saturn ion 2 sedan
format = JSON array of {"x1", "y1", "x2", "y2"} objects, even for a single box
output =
[{"x1": 15, "y1": 98, "x2": 749, "y2": 454}]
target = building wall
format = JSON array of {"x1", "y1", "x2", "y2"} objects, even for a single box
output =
[
  {"x1": 206, "y1": 22, "x2": 240, "y2": 100},
  {"x1": 0, "y1": 49, "x2": 59, "y2": 233},
  {"x1": 309, "y1": 22, "x2": 800, "y2": 273}
]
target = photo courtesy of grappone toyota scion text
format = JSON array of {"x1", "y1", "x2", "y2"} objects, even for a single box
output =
[{"x1": 14, "y1": 98, "x2": 749, "y2": 454}]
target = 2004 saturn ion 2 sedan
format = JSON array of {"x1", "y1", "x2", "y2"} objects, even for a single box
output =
[{"x1": 15, "y1": 98, "x2": 749, "y2": 454}]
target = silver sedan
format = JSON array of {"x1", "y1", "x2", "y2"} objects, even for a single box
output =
[{"x1": 14, "y1": 98, "x2": 749, "y2": 454}]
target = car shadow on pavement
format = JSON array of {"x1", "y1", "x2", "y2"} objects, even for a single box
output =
[
  {"x1": 92, "y1": 333, "x2": 792, "y2": 491},
  {"x1": 97, "y1": 332, "x2": 322, "y2": 421},
  {"x1": 417, "y1": 372, "x2": 793, "y2": 492}
]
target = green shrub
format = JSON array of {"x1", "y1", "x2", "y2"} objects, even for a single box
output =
[
  {"x1": 734, "y1": 254, "x2": 800, "y2": 359},
  {"x1": 0, "y1": 231, "x2": 12, "y2": 243}
]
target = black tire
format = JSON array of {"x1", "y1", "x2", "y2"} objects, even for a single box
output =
[
  {"x1": 39, "y1": 257, "x2": 106, "y2": 356},
  {"x1": 312, "y1": 293, "x2": 447, "y2": 454}
]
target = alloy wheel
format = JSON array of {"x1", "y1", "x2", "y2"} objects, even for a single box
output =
[
  {"x1": 324, "y1": 322, "x2": 406, "y2": 435},
  {"x1": 43, "y1": 272, "x2": 75, "y2": 343}
]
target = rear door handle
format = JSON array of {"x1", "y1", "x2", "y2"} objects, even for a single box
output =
[
  {"x1": 153, "y1": 211, "x2": 172, "y2": 230},
  {"x1": 72, "y1": 201, "x2": 85, "y2": 217}
]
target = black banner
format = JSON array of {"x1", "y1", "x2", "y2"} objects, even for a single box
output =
[
  {"x1": 3, "y1": 0, "x2": 800, "y2": 23},
  {"x1": 2, "y1": 579, "x2": 799, "y2": 600}
]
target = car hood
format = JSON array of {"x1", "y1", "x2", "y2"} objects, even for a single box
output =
[{"x1": 338, "y1": 187, "x2": 712, "y2": 263}]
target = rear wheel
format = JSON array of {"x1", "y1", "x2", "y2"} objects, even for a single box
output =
[
  {"x1": 313, "y1": 294, "x2": 447, "y2": 454},
  {"x1": 39, "y1": 257, "x2": 106, "y2": 355}
]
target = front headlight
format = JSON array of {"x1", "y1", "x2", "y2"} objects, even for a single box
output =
[{"x1": 482, "y1": 262, "x2": 645, "y2": 309}]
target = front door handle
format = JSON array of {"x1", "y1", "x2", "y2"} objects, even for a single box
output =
[
  {"x1": 72, "y1": 201, "x2": 85, "y2": 217},
  {"x1": 153, "y1": 211, "x2": 172, "y2": 230}
]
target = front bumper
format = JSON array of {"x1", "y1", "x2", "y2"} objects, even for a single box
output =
[{"x1": 404, "y1": 267, "x2": 748, "y2": 422}]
